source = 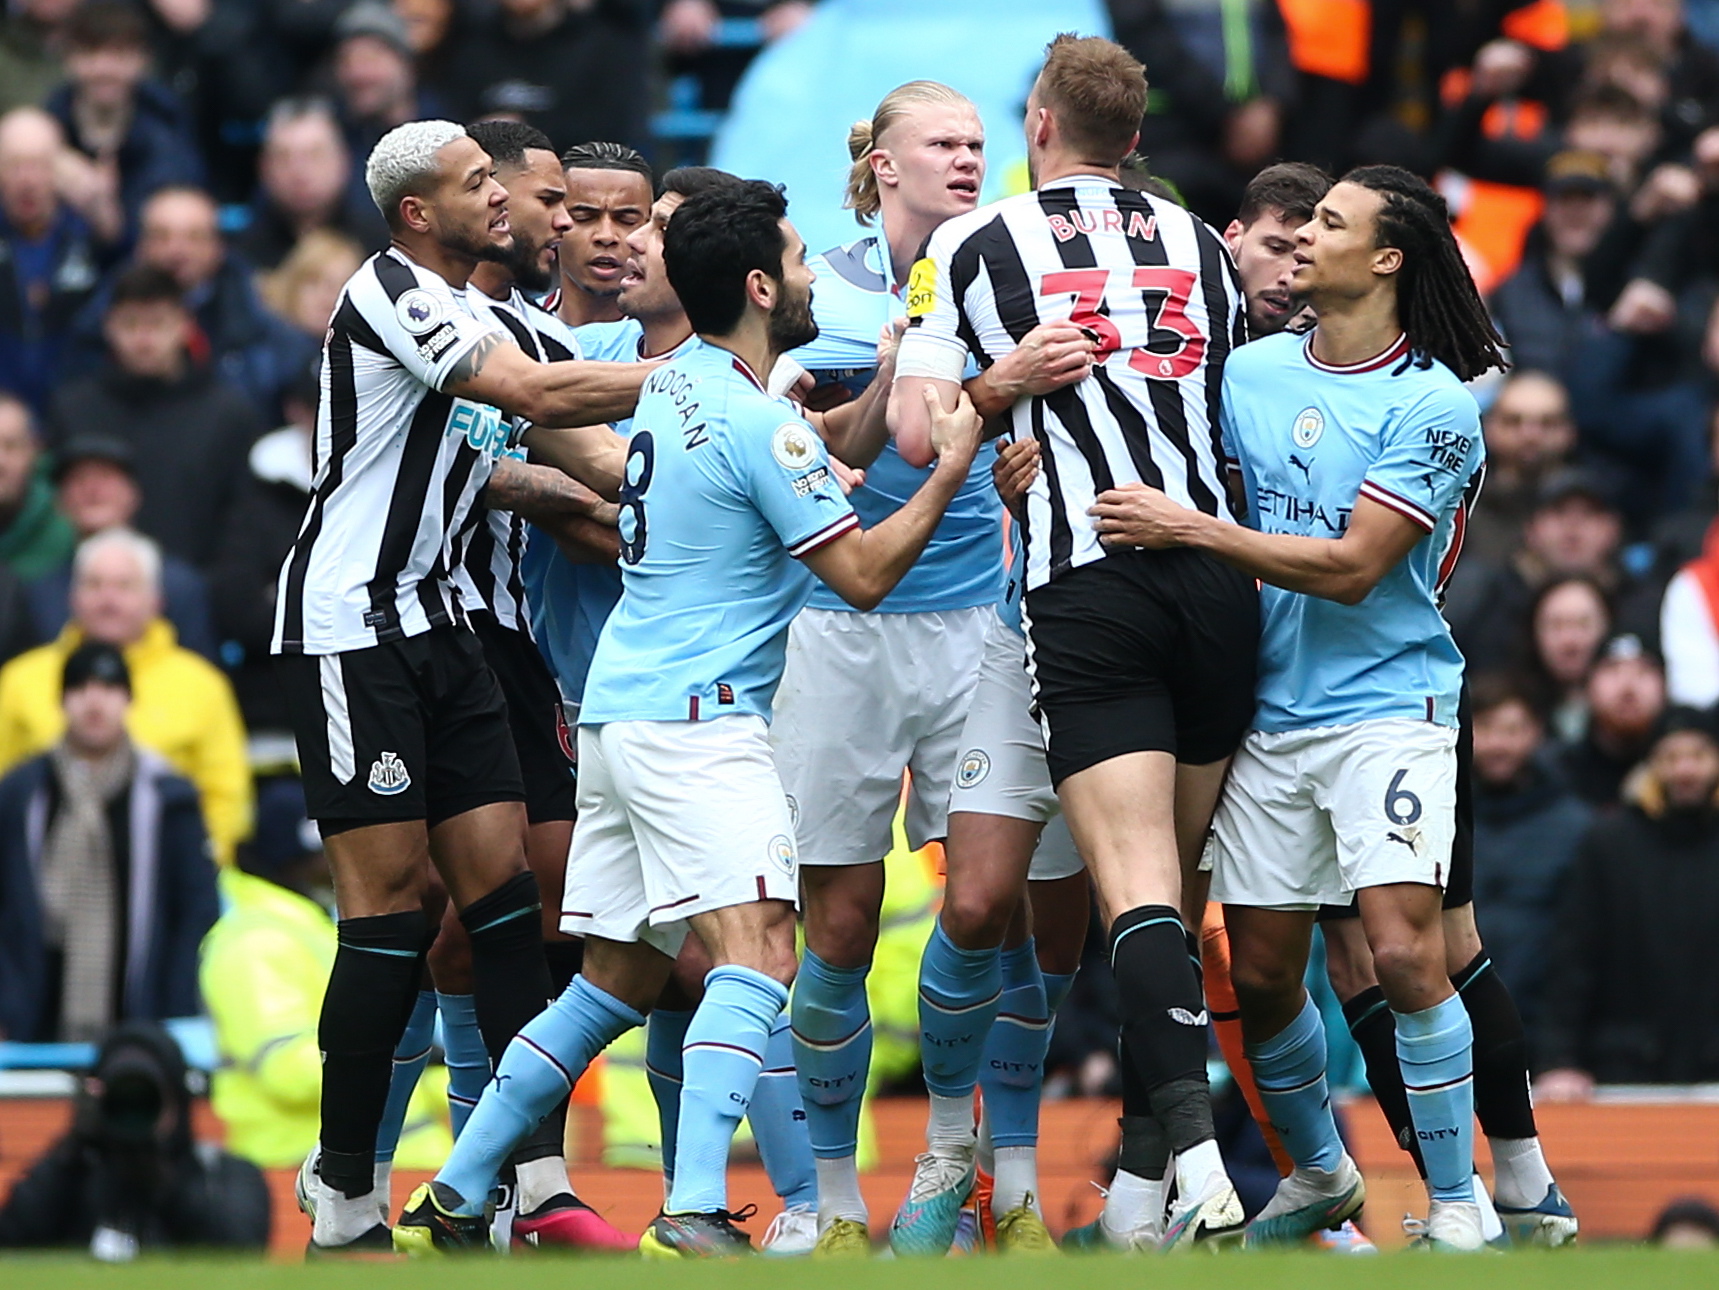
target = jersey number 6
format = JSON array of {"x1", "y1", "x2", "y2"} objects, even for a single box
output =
[
  {"x1": 618, "y1": 431, "x2": 655, "y2": 565},
  {"x1": 1039, "y1": 267, "x2": 1206, "y2": 380}
]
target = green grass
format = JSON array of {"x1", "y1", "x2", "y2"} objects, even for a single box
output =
[{"x1": 3, "y1": 1248, "x2": 1718, "y2": 1290}]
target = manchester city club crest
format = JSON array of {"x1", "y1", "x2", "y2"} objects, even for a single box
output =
[
  {"x1": 767, "y1": 834, "x2": 797, "y2": 874},
  {"x1": 1292, "y1": 406, "x2": 1325, "y2": 448},
  {"x1": 956, "y1": 749, "x2": 990, "y2": 788}
]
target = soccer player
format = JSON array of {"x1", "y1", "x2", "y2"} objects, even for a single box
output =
[
  {"x1": 892, "y1": 36, "x2": 1256, "y2": 1248},
  {"x1": 554, "y1": 142, "x2": 654, "y2": 328},
  {"x1": 394, "y1": 180, "x2": 984, "y2": 1257},
  {"x1": 1088, "y1": 165, "x2": 1505, "y2": 1251},
  {"x1": 779, "y1": 79, "x2": 1095, "y2": 1257},
  {"x1": 273, "y1": 119, "x2": 646, "y2": 1254}
]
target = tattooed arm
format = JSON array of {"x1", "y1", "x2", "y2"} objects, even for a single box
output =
[
  {"x1": 443, "y1": 334, "x2": 649, "y2": 428},
  {"x1": 485, "y1": 459, "x2": 619, "y2": 524}
]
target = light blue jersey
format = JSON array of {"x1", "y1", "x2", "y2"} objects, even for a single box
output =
[
  {"x1": 580, "y1": 338, "x2": 859, "y2": 725},
  {"x1": 1222, "y1": 332, "x2": 1484, "y2": 734},
  {"x1": 792, "y1": 233, "x2": 1000, "y2": 614}
]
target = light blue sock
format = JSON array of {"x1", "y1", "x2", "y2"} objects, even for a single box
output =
[
  {"x1": 918, "y1": 922, "x2": 1003, "y2": 1098},
  {"x1": 791, "y1": 950, "x2": 872, "y2": 1159},
  {"x1": 749, "y1": 1012, "x2": 817, "y2": 1208},
  {"x1": 375, "y1": 990, "x2": 437, "y2": 1163},
  {"x1": 646, "y1": 1007, "x2": 692, "y2": 1189},
  {"x1": 436, "y1": 992, "x2": 490, "y2": 1138},
  {"x1": 669, "y1": 966, "x2": 788, "y2": 1215},
  {"x1": 1247, "y1": 992, "x2": 1342, "y2": 1172},
  {"x1": 978, "y1": 940, "x2": 1048, "y2": 1148},
  {"x1": 1041, "y1": 969, "x2": 1077, "y2": 1018},
  {"x1": 436, "y1": 975, "x2": 643, "y2": 1214},
  {"x1": 1395, "y1": 994, "x2": 1476, "y2": 1203}
]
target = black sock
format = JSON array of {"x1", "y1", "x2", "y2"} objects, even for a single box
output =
[
  {"x1": 460, "y1": 871, "x2": 555, "y2": 1065},
  {"x1": 1342, "y1": 985, "x2": 1425, "y2": 1177},
  {"x1": 1454, "y1": 950, "x2": 1538, "y2": 1141},
  {"x1": 543, "y1": 938, "x2": 583, "y2": 997},
  {"x1": 1117, "y1": 1047, "x2": 1170, "y2": 1181},
  {"x1": 1110, "y1": 906, "x2": 1215, "y2": 1154},
  {"x1": 319, "y1": 910, "x2": 428, "y2": 1197}
]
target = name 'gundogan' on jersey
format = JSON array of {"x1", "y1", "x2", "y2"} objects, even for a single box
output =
[
  {"x1": 893, "y1": 176, "x2": 1247, "y2": 592},
  {"x1": 272, "y1": 248, "x2": 517, "y2": 656}
]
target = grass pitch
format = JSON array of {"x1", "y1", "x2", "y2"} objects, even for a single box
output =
[{"x1": 3, "y1": 1248, "x2": 1718, "y2": 1290}]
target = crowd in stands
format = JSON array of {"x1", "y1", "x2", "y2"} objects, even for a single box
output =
[{"x1": 2, "y1": 0, "x2": 1719, "y2": 1174}]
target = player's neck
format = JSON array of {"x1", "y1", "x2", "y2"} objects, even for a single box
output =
[
  {"x1": 391, "y1": 236, "x2": 476, "y2": 290},
  {"x1": 880, "y1": 203, "x2": 938, "y2": 290},
  {"x1": 469, "y1": 261, "x2": 513, "y2": 301},
  {"x1": 557, "y1": 277, "x2": 624, "y2": 327},
  {"x1": 701, "y1": 313, "x2": 774, "y2": 389},
  {"x1": 640, "y1": 314, "x2": 693, "y2": 359},
  {"x1": 1033, "y1": 150, "x2": 1121, "y2": 189},
  {"x1": 1306, "y1": 291, "x2": 1403, "y2": 369}
]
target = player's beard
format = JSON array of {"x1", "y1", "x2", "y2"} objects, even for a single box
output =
[
  {"x1": 769, "y1": 283, "x2": 818, "y2": 352},
  {"x1": 503, "y1": 234, "x2": 556, "y2": 294},
  {"x1": 445, "y1": 218, "x2": 513, "y2": 266}
]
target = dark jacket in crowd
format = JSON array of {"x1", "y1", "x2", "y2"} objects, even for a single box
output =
[
  {"x1": 25, "y1": 559, "x2": 217, "y2": 662},
  {"x1": 0, "y1": 205, "x2": 107, "y2": 418},
  {"x1": 47, "y1": 364, "x2": 259, "y2": 569},
  {"x1": 232, "y1": 190, "x2": 388, "y2": 272},
  {"x1": 0, "y1": 1021, "x2": 269, "y2": 1249},
  {"x1": 45, "y1": 80, "x2": 205, "y2": 247},
  {"x1": 1471, "y1": 751, "x2": 1592, "y2": 1049},
  {"x1": 1558, "y1": 730, "x2": 1655, "y2": 810},
  {"x1": 0, "y1": 751, "x2": 217, "y2": 1044},
  {"x1": 1540, "y1": 788, "x2": 1719, "y2": 1082},
  {"x1": 208, "y1": 424, "x2": 310, "y2": 732}
]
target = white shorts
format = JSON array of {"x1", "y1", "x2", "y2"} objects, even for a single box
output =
[
  {"x1": 950, "y1": 611, "x2": 1084, "y2": 882},
  {"x1": 561, "y1": 715, "x2": 799, "y2": 956},
  {"x1": 771, "y1": 605, "x2": 989, "y2": 867},
  {"x1": 1208, "y1": 719, "x2": 1458, "y2": 911}
]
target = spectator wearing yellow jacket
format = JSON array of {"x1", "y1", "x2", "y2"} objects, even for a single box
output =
[
  {"x1": 0, "y1": 528, "x2": 250, "y2": 863},
  {"x1": 201, "y1": 782, "x2": 451, "y2": 1170}
]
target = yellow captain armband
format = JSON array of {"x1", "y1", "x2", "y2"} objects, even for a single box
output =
[{"x1": 905, "y1": 257, "x2": 938, "y2": 318}]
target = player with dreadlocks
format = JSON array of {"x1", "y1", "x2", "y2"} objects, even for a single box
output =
[{"x1": 1088, "y1": 164, "x2": 1504, "y2": 1251}]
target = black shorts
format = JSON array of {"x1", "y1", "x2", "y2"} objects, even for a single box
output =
[
  {"x1": 469, "y1": 610, "x2": 576, "y2": 825},
  {"x1": 1023, "y1": 548, "x2": 1260, "y2": 785},
  {"x1": 1317, "y1": 684, "x2": 1474, "y2": 921},
  {"x1": 279, "y1": 625, "x2": 524, "y2": 832}
]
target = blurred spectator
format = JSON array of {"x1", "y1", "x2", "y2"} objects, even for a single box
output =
[
  {"x1": 395, "y1": 0, "x2": 460, "y2": 99},
  {"x1": 1488, "y1": 154, "x2": 1616, "y2": 381},
  {"x1": 1463, "y1": 369, "x2": 1578, "y2": 566},
  {"x1": 1594, "y1": 0, "x2": 1719, "y2": 156},
  {"x1": 0, "y1": 528, "x2": 251, "y2": 865},
  {"x1": 257, "y1": 229, "x2": 362, "y2": 340},
  {"x1": 201, "y1": 779, "x2": 451, "y2": 1169},
  {"x1": 26, "y1": 436, "x2": 217, "y2": 659},
  {"x1": 1528, "y1": 575, "x2": 1613, "y2": 739},
  {"x1": 0, "y1": 1021, "x2": 268, "y2": 1251},
  {"x1": 332, "y1": 3, "x2": 444, "y2": 174},
  {"x1": 1558, "y1": 631, "x2": 1668, "y2": 807},
  {"x1": 234, "y1": 98, "x2": 386, "y2": 273},
  {"x1": 0, "y1": 0, "x2": 77, "y2": 117},
  {"x1": 45, "y1": 1, "x2": 204, "y2": 246},
  {"x1": 1650, "y1": 1196, "x2": 1719, "y2": 1247},
  {"x1": 1109, "y1": 0, "x2": 1296, "y2": 229},
  {"x1": 0, "y1": 107, "x2": 114, "y2": 417},
  {"x1": 1659, "y1": 468, "x2": 1719, "y2": 705},
  {"x1": 52, "y1": 263, "x2": 258, "y2": 568},
  {"x1": 1565, "y1": 85, "x2": 1664, "y2": 193},
  {"x1": 209, "y1": 365, "x2": 312, "y2": 738},
  {"x1": 451, "y1": 0, "x2": 651, "y2": 156},
  {"x1": 1538, "y1": 705, "x2": 1719, "y2": 1092},
  {"x1": 0, "y1": 392, "x2": 76, "y2": 580},
  {"x1": 658, "y1": 0, "x2": 811, "y2": 125},
  {"x1": 1447, "y1": 467, "x2": 1630, "y2": 673},
  {"x1": 1469, "y1": 671, "x2": 1592, "y2": 1055},
  {"x1": 554, "y1": 142, "x2": 653, "y2": 328},
  {"x1": 0, "y1": 642, "x2": 216, "y2": 1043}
]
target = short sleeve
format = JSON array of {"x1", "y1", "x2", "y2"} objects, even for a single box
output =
[
  {"x1": 734, "y1": 407, "x2": 859, "y2": 557},
  {"x1": 1359, "y1": 385, "x2": 1483, "y2": 534},
  {"x1": 363, "y1": 271, "x2": 507, "y2": 391},
  {"x1": 893, "y1": 221, "x2": 969, "y2": 382}
]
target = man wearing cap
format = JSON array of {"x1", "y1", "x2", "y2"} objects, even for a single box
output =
[
  {"x1": 331, "y1": 3, "x2": 446, "y2": 182},
  {"x1": 1557, "y1": 631, "x2": 1668, "y2": 809},
  {"x1": 0, "y1": 527, "x2": 250, "y2": 864},
  {"x1": 1538, "y1": 705, "x2": 1719, "y2": 1095},
  {"x1": 25, "y1": 436, "x2": 216, "y2": 659},
  {"x1": 0, "y1": 640, "x2": 218, "y2": 1042}
]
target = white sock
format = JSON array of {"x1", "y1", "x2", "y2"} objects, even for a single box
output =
[
  {"x1": 1472, "y1": 1173, "x2": 1504, "y2": 1241},
  {"x1": 315, "y1": 1186, "x2": 383, "y2": 1247},
  {"x1": 815, "y1": 1156, "x2": 867, "y2": 1226},
  {"x1": 927, "y1": 1092, "x2": 976, "y2": 1152},
  {"x1": 1489, "y1": 1137, "x2": 1555, "y2": 1209},
  {"x1": 1101, "y1": 1168, "x2": 1166, "y2": 1239},
  {"x1": 991, "y1": 1146, "x2": 1039, "y2": 1217},
  {"x1": 514, "y1": 1156, "x2": 572, "y2": 1214},
  {"x1": 1173, "y1": 1139, "x2": 1228, "y2": 1204},
  {"x1": 372, "y1": 1160, "x2": 393, "y2": 1218}
]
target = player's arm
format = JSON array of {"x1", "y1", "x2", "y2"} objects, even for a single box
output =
[
  {"x1": 485, "y1": 458, "x2": 616, "y2": 523},
  {"x1": 1090, "y1": 485, "x2": 1426, "y2": 606},
  {"x1": 550, "y1": 514, "x2": 622, "y2": 565},
  {"x1": 807, "y1": 320, "x2": 900, "y2": 470},
  {"x1": 443, "y1": 332, "x2": 651, "y2": 429},
  {"x1": 802, "y1": 387, "x2": 982, "y2": 610},
  {"x1": 963, "y1": 322, "x2": 1096, "y2": 421}
]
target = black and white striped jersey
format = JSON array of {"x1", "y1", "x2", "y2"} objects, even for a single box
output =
[
  {"x1": 271, "y1": 248, "x2": 513, "y2": 656},
  {"x1": 895, "y1": 176, "x2": 1247, "y2": 590},
  {"x1": 458, "y1": 286, "x2": 583, "y2": 636}
]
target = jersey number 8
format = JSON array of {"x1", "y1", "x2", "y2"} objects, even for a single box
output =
[
  {"x1": 1039, "y1": 267, "x2": 1206, "y2": 380},
  {"x1": 618, "y1": 431, "x2": 655, "y2": 565}
]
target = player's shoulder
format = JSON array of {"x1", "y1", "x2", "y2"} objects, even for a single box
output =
[
  {"x1": 572, "y1": 318, "x2": 644, "y2": 364},
  {"x1": 1227, "y1": 330, "x2": 1303, "y2": 378},
  {"x1": 807, "y1": 235, "x2": 884, "y2": 289},
  {"x1": 512, "y1": 293, "x2": 584, "y2": 358},
  {"x1": 1396, "y1": 355, "x2": 1481, "y2": 423},
  {"x1": 924, "y1": 197, "x2": 1022, "y2": 256}
]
